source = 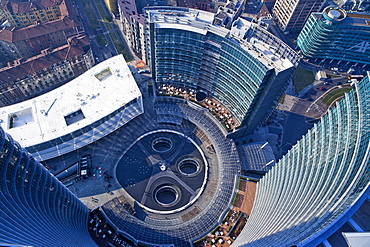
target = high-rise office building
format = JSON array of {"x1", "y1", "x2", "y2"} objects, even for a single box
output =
[
  {"x1": 145, "y1": 7, "x2": 296, "y2": 136},
  {"x1": 1, "y1": 5, "x2": 369, "y2": 247},
  {"x1": 297, "y1": 6, "x2": 370, "y2": 67},
  {"x1": 272, "y1": 0, "x2": 327, "y2": 35},
  {"x1": 261, "y1": 0, "x2": 276, "y2": 12},
  {"x1": 0, "y1": 127, "x2": 97, "y2": 246},
  {"x1": 233, "y1": 73, "x2": 370, "y2": 246}
]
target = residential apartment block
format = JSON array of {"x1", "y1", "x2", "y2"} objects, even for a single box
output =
[
  {"x1": 0, "y1": 16, "x2": 85, "y2": 61},
  {"x1": 0, "y1": 0, "x2": 65, "y2": 28},
  {"x1": 0, "y1": 0, "x2": 84, "y2": 62},
  {"x1": 177, "y1": 0, "x2": 212, "y2": 12},
  {"x1": 0, "y1": 35, "x2": 94, "y2": 106},
  {"x1": 272, "y1": 0, "x2": 327, "y2": 35},
  {"x1": 118, "y1": 0, "x2": 146, "y2": 60}
]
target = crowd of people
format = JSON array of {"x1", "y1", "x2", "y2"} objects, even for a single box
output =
[{"x1": 157, "y1": 84, "x2": 239, "y2": 131}]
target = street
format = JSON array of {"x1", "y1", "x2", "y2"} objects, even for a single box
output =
[
  {"x1": 71, "y1": 0, "x2": 123, "y2": 62},
  {"x1": 279, "y1": 72, "x2": 351, "y2": 155}
]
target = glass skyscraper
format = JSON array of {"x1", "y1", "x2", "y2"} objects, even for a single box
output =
[
  {"x1": 233, "y1": 73, "x2": 370, "y2": 246},
  {"x1": 0, "y1": 127, "x2": 96, "y2": 246},
  {"x1": 145, "y1": 7, "x2": 295, "y2": 136},
  {"x1": 1, "y1": 6, "x2": 369, "y2": 247},
  {"x1": 297, "y1": 6, "x2": 370, "y2": 66}
]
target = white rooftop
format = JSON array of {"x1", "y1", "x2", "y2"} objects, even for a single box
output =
[
  {"x1": 230, "y1": 18, "x2": 294, "y2": 71},
  {"x1": 148, "y1": 8, "x2": 293, "y2": 71},
  {"x1": 0, "y1": 55, "x2": 141, "y2": 148},
  {"x1": 147, "y1": 8, "x2": 229, "y2": 37}
]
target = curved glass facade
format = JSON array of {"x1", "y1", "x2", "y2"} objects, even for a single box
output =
[
  {"x1": 0, "y1": 127, "x2": 97, "y2": 246},
  {"x1": 153, "y1": 28, "x2": 268, "y2": 123},
  {"x1": 297, "y1": 7, "x2": 370, "y2": 65},
  {"x1": 145, "y1": 7, "x2": 294, "y2": 135},
  {"x1": 233, "y1": 74, "x2": 370, "y2": 246}
]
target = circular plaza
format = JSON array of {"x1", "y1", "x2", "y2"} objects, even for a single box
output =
[
  {"x1": 116, "y1": 130, "x2": 208, "y2": 213},
  {"x1": 89, "y1": 98, "x2": 241, "y2": 246}
]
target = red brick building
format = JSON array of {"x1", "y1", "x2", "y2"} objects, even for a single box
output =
[{"x1": 0, "y1": 35, "x2": 94, "y2": 106}]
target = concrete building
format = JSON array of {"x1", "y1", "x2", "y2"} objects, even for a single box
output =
[
  {"x1": 136, "y1": 0, "x2": 169, "y2": 13},
  {"x1": 0, "y1": 35, "x2": 94, "y2": 106},
  {"x1": 177, "y1": 0, "x2": 212, "y2": 12},
  {"x1": 261, "y1": 0, "x2": 276, "y2": 12},
  {"x1": 0, "y1": 0, "x2": 65, "y2": 28},
  {"x1": 0, "y1": 0, "x2": 83, "y2": 63},
  {"x1": 212, "y1": 0, "x2": 231, "y2": 12},
  {"x1": 213, "y1": 0, "x2": 245, "y2": 28},
  {"x1": 255, "y1": 4, "x2": 274, "y2": 28},
  {"x1": 297, "y1": 6, "x2": 370, "y2": 67},
  {"x1": 233, "y1": 73, "x2": 370, "y2": 246},
  {"x1": 272, "y1": 0, "x2": 328, "y2": 35},
  {"x1": 118, "y1": 0, "x2": 146, "y2": 59},
  {"x1": 0, "y1": 55, "x2": 143, "y2": 161},
  {"x1": 0, "y1": 14, "x2": 84, "y2": 62},
  {"x1": 145, "y1": 7, "x2": 296, "y2": 137},
  {"x1": 0, "y1": 125, "x2": 97, "y2": 246}
]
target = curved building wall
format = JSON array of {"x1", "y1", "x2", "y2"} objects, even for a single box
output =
[
  {"x1": 153, "y1": 28, "x2": 268, "y2": 124},
  {"x1": 232, "y1": 74, "x2": 370, "y2": 246},
  {"x1": 297, "y1": 7, "x2": 370, "y2": 65},
  {"x1": 145, "y1": 7, "x2": 294, "y2": 135},
  {"x1": 0, "y1": 127, "x2": 97, "y2": 246}
]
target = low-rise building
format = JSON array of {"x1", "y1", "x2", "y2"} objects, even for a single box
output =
[
  {"x1": 0, "y1": 35, "x2": 94, "y2": 106},
  {"x1": 0, "y1": 16, "x2": 84, "y2": 62},
  {"x1": 0, "y1": 54, "x2": 143, "y2": 161},
  {"x1": 261, "y1": 0, "x2": 276, "y2": 12},
  {"x1": 135, "y1": 0, "x2": 169, "y2": 13},
  {"x1": 0, "y1": 0, "x2": 65, "y2": 28},
  {"x1": 177, "y1": 0, "x2": 212, "y2": 12},
  {"x1": 213, "y1": 0, "x2": 245, "y2": 28}
]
